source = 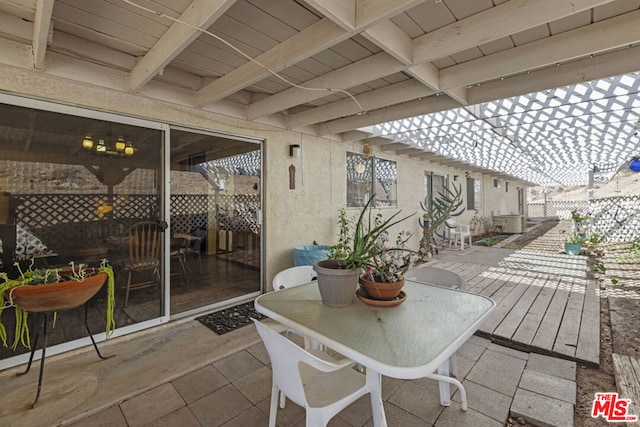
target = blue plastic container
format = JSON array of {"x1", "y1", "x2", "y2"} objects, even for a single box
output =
[{"x1": 294, "y1": 245, "x2": 329, "y2": 266}]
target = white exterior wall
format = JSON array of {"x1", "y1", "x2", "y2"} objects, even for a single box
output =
[{"x1": 0, "y1": 63, "x2": 526, "y2": 291}]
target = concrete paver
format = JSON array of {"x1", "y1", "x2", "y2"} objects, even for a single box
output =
[
  {"x1": 519, "y1": 369, "x2": 576, "y2": 404},
  {"x1": 511, "y1": 388, "x2": 574, "y2": 427}
]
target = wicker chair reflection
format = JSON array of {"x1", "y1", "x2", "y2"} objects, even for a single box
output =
[{"x1": 123, "y1": 222, "x2": 161, "y2": 307}]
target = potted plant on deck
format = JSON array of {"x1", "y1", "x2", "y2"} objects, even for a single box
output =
[
  {"x1": 564, "y1": 233, "x2": 586, "y2": 256},
  {"x1": 313, "y1": 195, "x2": 414, "y2": 307}
]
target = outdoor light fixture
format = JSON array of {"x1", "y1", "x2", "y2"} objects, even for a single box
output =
[
  {"x1": 629, "y1": 157, "x2": 640, "y2": 172},
  {"x1": 289, "y1": 144, "x2": 301, "y2": 158},
  {"x1": 82, "y1": 134, "x2": 135, "y2": 157}
]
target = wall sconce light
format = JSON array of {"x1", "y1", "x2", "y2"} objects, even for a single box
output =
[
  {"x1": 629, "y1": 157, "x2": 640, "y2": 172},
  {"x1": 289, "y1": 144, "x2": 301, "y2": 158}
]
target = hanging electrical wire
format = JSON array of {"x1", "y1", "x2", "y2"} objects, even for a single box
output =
[{"x1": 120, "y1": 0, "x2": 365, "y2": 113}]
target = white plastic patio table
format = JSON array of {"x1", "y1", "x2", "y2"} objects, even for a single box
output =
[{"x1": 254, "y1": 279, "x2": 496, "y2": 427}]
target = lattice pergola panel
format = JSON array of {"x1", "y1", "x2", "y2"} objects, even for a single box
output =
[{"x1": 370, "y1": 72, "x2": 640, "y2": 186}]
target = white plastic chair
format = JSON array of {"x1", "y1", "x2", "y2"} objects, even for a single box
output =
[
  {"x1": 272, "y1": 265, "x2": 317, "y2": 290},
  {"x1": 272, "y1": 265, "x2": 321, "y2": 408},
  {"x1": 404, "y1": 266, "x2": 467, "y2": 379},
  {"x1": 253, "y1": 319, "x2": 379, "y2": 427},
  {"x1": 445, "y1": 219, "x2": 472, "y2": 250},
  {"x1": 272, "y1": 266, "x2": 320, "y2": 351}
]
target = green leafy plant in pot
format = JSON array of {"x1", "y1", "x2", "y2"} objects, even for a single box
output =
[{"x1": 314, "y1": 195, "x2": 414, "y2": 307}]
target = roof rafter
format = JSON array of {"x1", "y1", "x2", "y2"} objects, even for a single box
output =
[{"x1": 129, "y1": 0, "x2": 236, "y2": 93}]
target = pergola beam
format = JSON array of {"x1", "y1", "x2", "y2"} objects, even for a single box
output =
[
  {"x1": 32, "y1": 0, "x2": 53, "y2": 70},
  {"x1": 412, "y1": 0, "x2": 616, "y2": 64},
  {"x1": 129, "y1": 0, "x2": 235, "y2": 92}
]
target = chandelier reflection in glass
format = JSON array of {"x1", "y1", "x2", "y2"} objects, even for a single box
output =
[{"x1": 82, "y1": 134, "x2": 135, "y2": 157}]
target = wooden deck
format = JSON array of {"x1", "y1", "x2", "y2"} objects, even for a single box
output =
[{"x1": 429, "y1": 223, "x2": 600, "y2": 367}]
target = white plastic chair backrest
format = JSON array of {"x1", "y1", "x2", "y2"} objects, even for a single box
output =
[
  {"x1": 273, "y1": 265, "x2": 317, "y2": 291},
  {"x1": 253, "y1": 319, "x2": 338, "y2": 408},
  {"x1": 445, "y1": 219, "x2": 458, "y2": 231},
  {"x1": 405, "y1": 266, "x2": 467, "y2": 290}
]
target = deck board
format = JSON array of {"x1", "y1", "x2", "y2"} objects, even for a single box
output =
[
  {"x1": 576, "y1": 278, "x2": 601, "y2": 364},
  {"x1": 432, "y1": 233, "x2": 600, "y2": 366},
  {"x1": 552, "y1": 278, "x2": 586, "y2": 357},
  {"x1": 493, "y1": 273, "x2": 545, "y2": 340},
  {"x1": 511, "y1": 275, "x2": 559, "y2": 346}
]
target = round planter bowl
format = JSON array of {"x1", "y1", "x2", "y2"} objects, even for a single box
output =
[
  {"x1": 11, "y1": 271, "x2": 108, "y2": 313},
  {"x1": 358, "y1": 276, "x2": 404, "y2": 301}
]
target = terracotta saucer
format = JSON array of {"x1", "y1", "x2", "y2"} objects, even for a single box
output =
[{"x1": 356, "y1": 288, "x2": 407, "y2": 307}]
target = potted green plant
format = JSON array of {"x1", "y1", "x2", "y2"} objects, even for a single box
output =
[
  {"x1": 570, "y1": 208, "x2": 590, "y2": 237},
  {"x1": 564, "y1": 233, "x2": 585, "y2": 255},
  {"x1": 314, "y1": 195, "x2": 414, "y2": 307},
  {"x1": 0, "y1": 259, "x2": 115, "y2": 350}
]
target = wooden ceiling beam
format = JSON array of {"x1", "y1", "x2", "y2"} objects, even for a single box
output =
[
  {"x1": 468, "y1": 44, "x2": 640, "y2": 105},
  {"x1": 412, "y1": 0, "x2": 617, "y2": 64},
  {"x1": 287, "y1": 79, "x2": 434, "y2": 129},
  {"x1": 197, "y1": 18, "x2": 350, "y2": 107},
  {"x1": 441, "y1": 10, "x2": 640, "y2": 91},
  {"x1": 317, "y1": 94, "x2": 459, "y2": 136},
  {"x1": 32, "y1": 0, "x2": 53, "y2": 70},
  {"x1": 247, "y1": 52, "x2": 404, "y2": 120},
  {"x1": 129, "y1": 0, "x2": 235, "y2": 92}
]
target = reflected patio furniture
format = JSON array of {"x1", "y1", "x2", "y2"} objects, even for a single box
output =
[
  {"x1": 253, "y1": 319, "x2": 378, "y2": 427},
  {"x1": 122, "y1": 222, "x2": 161, "y2": 308},
  {"x1": 175, "y1": 229, "x2": 206, "y2": 274},
  {"x1": 169, "y1": 236, "x2": 189, "y2": 285},
  {"x1": 445, "y1": 219, "x2": 472, "y2": 250}
]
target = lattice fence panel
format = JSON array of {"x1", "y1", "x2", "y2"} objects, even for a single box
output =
[
  {"x1": 591, "y1": 195, "x2": 640, "y2": 242},
  {"x1": 15, "y1": 194, "x2": 111, "y2": 227},
  {"x1": 211, "y1": 194, "x2": 260, "y2": 234},
  {"x1": 170, "y1": 195, "x2": 208, "y2": 234},
  {"x1": 528, "y1": 196, "x2": 640, "y2": 242},
  {"x1": 527, "y1": 200, "x2": 589, "y2": 220}
]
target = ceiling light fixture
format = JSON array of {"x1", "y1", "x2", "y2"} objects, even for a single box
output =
[{"x1": 82, "y1": 134, "x2": 135, "y2": 157}]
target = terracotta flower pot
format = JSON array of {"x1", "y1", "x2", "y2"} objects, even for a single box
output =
[
  {"x1": 359, "y1": 275, "x2": 404, "y2": 301},
  {"x1": 11, "y1": 270, "x2": 108, "y2": 313}
]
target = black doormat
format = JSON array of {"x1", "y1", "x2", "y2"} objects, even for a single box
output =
[{"x1": 196, "y1": 301, "x2": 266, "y2": 335}]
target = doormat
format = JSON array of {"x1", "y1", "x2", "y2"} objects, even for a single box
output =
[{"x1": 196, "y1": 301, "x2": 266, "y2": 335}]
